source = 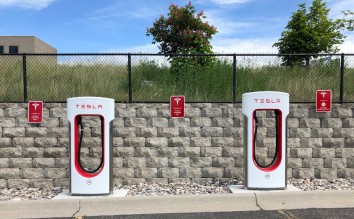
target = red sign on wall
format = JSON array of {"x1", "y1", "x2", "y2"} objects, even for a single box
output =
[
  {"x1": 316, "y1": 90, "x2": 332, "y2": 112},
  {"x1": 28, "y1": 101, "x2": 43, "y2": 123},
  {"x1": 170, "y1": 96, "x2": 185, "y2": 118}
]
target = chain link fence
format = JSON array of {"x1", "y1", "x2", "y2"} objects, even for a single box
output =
[{"x1": 0, "y1": 53, "x2": 352, "y2": 103}]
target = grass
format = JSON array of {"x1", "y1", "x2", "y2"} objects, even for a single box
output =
[{"x1": 0, "y1": 55, "x2": 352, "y2": 102}]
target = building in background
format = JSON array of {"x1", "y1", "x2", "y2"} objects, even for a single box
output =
[{"x1": 0, "y1": 36, "x2": 57, "y2": 54}]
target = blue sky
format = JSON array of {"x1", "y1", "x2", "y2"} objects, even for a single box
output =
[{"x1": 0, "y1": 0, "x2": 353, "y2": 53}]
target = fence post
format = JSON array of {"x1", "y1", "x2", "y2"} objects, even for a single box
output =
[
  {"x1": 128, "y1": 53, "x2": 132, "y2": 103},
  {"x1": 233, "y1": 54, "x2": 237, "y2": 103},
  {"x1": 340, "y1": 53, "x2": 345, "y2": 104},
  {"x1": 22, "y1": 53, "x2": 27, "y2": 102}
]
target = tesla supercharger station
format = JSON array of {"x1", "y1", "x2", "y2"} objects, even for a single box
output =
[
  {"x1": 67, "y1": 97, "x2": 114, "y2": 195},
  {"x1": 242, "y1": 91, "x2": 289, "y2": 189}
]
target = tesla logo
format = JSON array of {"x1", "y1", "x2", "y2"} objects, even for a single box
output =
[
  {"x1": 174, "y1": 97, "x2": 182, "y2": 105},
  {"x1": 75, "y1": 104, "x2": 103, "y2": 109},
  {"x1": 254, "y1": 98, "x2": 281, "y2": 104},
  {"x1": 320, "y1": 91, "x2": 327, "y2": 98},
  {"x1": 86, "y1": 179, "x2": 92, "y2": 185},
  {"x1": 32, "y1": 103, "x2": 40, "y2": 111},
  {"x1": 265, "y1": 173, "x2": 270, "y2": 179}
]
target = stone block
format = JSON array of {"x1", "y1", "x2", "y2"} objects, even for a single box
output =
[
  {"x1": 124, "y1": 157, "x2": 147, "y2": 168},
  {"x1": 168, "y1": 157, "x2": 190, "y2": 167},
  {"x1": 117, "y1": 108, "x2": 136, "y2": 118},
  {"x1": 58, "y1": 138, "x2": 70, "y2": 148},
  {"x1": 114, "y1": 127, "x2": 136, "y2": 137},
  {"x1": 322, "y1": 118, "x2": 342, "y2": 128},
  {"x1": 113, "y1": 118, "x2": 125, "y2": 127},
  {"x1": 177, "y1": 147, "x2": 200, "y2": 157},
  {"x1": 288, "y1": 118, "x2": 299, "y2": 128},
  {"x1": 41, "y1": 118, "x2": 60, "y2": 128},
  {"x1": 50, "y1": 108, "x2": 66, "y2": 117},
  {"x1": 124, "y1": 137, "x2": 145, "y2": 147},
  {"x1": 9, "y1": 158, "x2": 32, "y2": 168},
  {"x1": 331, "y1": 158, "x2": 347, "y2": 168},
  {"x1": 156, "y1": 147, "x2": 179, "y2": 157},
  {"x1": 0, "y1": 168, "x2": 20, "y2": 179},
  {"x1": 33, "y1": 158, "x2": 56, "y2": 168},
  {"x1": 134, "y1": 168, "x2": 157, "y2": 178},
  {"x1": 223, "y1": 127, "x2": 243, "y2": 138},
  {"x1": 311, "y1": 128, "x2": 333, "y2": 138},
  {"x1": 168, "y1": 137, "x2": 190, "y2": 147},
  {"x1": 303, "y1": 158, "x2": 324, "y2": 168},
  {"x1": 48, "y1": 127, "x2": 69, "y2": 137},
  {"x1": 3, "y1": 128, "x2": 25, "y2": 137},
  {"x1": 113, "y1": 137, "x2": 124, "y2": 147},
  {"x1": 54, "y1": 178, "x2": 69, "y2": 188},
  {"x1": 348, "y1": 158, "x2": 354, "y2": 168},
  {"x1": 222, "y1": 147, "x2": 243, "y2": 157},
  {"x1": 185, "y1": 108, "x2": 201, "y2": 118},
  {"x1": 290, "y1": 108, "x2": 309, "y2": 118},
  {"x1": 22, "y1": 148, "x2": 44, "y2": 158},
  {"x1": 157, "y1": 127, "x2": 179, "y2": 137},
  {"x1": 201, "y1": 127, "x2": 223, "y2": 137},
  {"x1": 190, "y1": 137, "x2": 211, "y2": 147},
  {"x1": 145, "y1": 157, "x2": 167, "y2": 168},
  {"x1": 201, "y1": 167, "x2": 224, "y2": 178},
  {"x1": 0, "y1": 118, "x2": 16, "y2": 127},
  {"x1": 179, "y1": 127, "x2": 201, "y2": 137},
  {"x1": 5, "y1": 108, "x2": 26, "y2": 117},
  {"x1": 211, "y1": 137, "x2": 234, "y2": 147},
  {"x1": 323, "y1": 138, "x2": 344, "y2": 148},
  {"x1": 200, "y1": 147, "x2": 222, "y2": 157},
  {"x1": 300, "y1": 138, "x2": 322, "y2": 148},
  {"x1": 201, "y1": 108, "x2": 222, "y2": 117},
  {"x1": 287, "y1": 158, "x2": 302, "y2": 168},
  {"x1": 299, "y1": 118, "x2": 321, "y2": 128},
  {"x1": 22, "y1": 168, "x2": 45, "y2": 179},
  {"x1": 179, "y1": 167, "x2": 202, "y2": 178},
  {"x1": 45, "y1": 168, "x2": 67, "y2": 179},
  {"x1": 169, "y1": 118, "x2": 190, "y2": 127},
  {"x1": 345, "y1": 138, "x2": 354, "y2": 148},
  {"x1": 190, "y1": 157, "x2": 212, "y2": 167},
  {"x1": 125, "y1": 118, "x2": 147, "y2": 127},
  {"x1": 149, "y1": 118, "x2": 168, "y2": 127},
  {"x1": 190, "y1": 118, "x2": 212, "y2": 127},
  {"x1": 113, "y1": 157, "x2": 123, "y2": 167},
  {"x1": 312, "y1": 148, "x2": 335, "y2": 158},
  {"x1": 211, "y1": 118, "x2": 233, "y2": 127},
  {"x1": 212, "y1": 157, "x2": 235, "y2": 167},
  {"x1": 55, "y1": 158, "x2": 69, "y2": 168},
  {"x1": 343, "y1": 118, "x2": 354, "y2": 128},
  {"x1": 136, "y1": 107, "x2": 157, "y2": 118},
  {"x1": 8, "y1": 179, "x2": 30, "y2": 189},
  {"x1": 333, "y1": 128, "x2": 354, "y2": 138},
  {"x1": 293, "y1": 168, "x2": 314, "y2": 179},
  {"x1": 0, "y1": 138, "x2": 13, "y2": 147},
  {"x1": 341, "y1": 148, "x2": 354, "y2": 158},
  {"x1": 331, "y1": 107, "x2": 352, "y2": 118},
  {"x1": 0, "y1": 148, "x2": 22, "y2": 158},
  {"x1": 289, "y1": 128, "x2": 311, "y2": 138},
  {"x1": 134, "y1": 147, "x2": 158, "y2": 157},
  {"x1": 317, "y1": 168, "x2": 337, "y2": 179},
  {"x1": 146, "y1": 137, "x2": 168, "y2": 148},
  {"x1": 0, "y1": 158, "x2": 9, "y2": 168},
  {"x1": 44, "y1": 148, "x2": 68, "y2": 158},
  {"x1": 30, "y1": 179, "x2": 54, "y2": 188},
  {"x1": 158, "y1": 168, "x2": 179, "y2": 178},
  {"x1": 0, "y1": 179, "x2": 7, "y2": 188},
  {"x1": 136, "y1": 127, "x2": 157, "y2": 137},
  {"x1": 113, "y1": 168, "x2": 135, "y2": 178},
  {"x1": 34, "y1": 138, "x2": 57, "y2": 148}
]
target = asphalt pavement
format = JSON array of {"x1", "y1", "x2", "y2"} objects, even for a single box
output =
[{"x1": 1, "y1": 190, "x2": 354, "y2": 219}]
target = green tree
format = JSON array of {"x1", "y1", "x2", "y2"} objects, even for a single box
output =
[
  {"x1": 273, "y1": 0, "x2": 345, "y2": 66},
  {"x1": 146, "y1": 2, "x2": 217, "y2": 68}
]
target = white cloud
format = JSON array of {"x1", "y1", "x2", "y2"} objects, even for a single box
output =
[
  {"x1": 327, "y1": 0, "x2": 354, "y2": 18},
  {"x1": 212, "y1": 37, "x2": 278, "y2": 53},
  {"x1": 339, "y1": 34, "x2": 354, "y2": 53},
  {"x1": 0, "y1": 0, "x2": 57, "y2": 10}
]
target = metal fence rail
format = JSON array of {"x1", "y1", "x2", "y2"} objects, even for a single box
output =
[{"x1": 0, "y1": 53, "x2": 352, "y2": 103}]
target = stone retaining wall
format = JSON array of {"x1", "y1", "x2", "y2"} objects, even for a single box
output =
[{"x1": 0, "y1": 103, "x2": 353, "y2": 189}]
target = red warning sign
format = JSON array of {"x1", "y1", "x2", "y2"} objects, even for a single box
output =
[
  {"x1": 28, "y1": 101, "x2": 43, "y2": 123},
  {"x1": 316, "y1": 90, "x2": 331, "y2": 112},
  {"x1": 170, "y1": 96, "x2": 185, "y2": 118}
]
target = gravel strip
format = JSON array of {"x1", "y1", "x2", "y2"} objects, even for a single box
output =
[{"x1": 1, "y1": 178, "x2": 354, "y2": 201}]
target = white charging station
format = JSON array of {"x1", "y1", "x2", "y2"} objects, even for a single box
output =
[
  {"x1": 242, "y1": 91, "x2": 289, "y2": 189},
  {"x1": 67, "y1": 97, "x2": 114, "y2": 195}
]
